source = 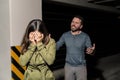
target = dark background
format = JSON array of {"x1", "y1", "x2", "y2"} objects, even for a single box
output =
[{"x1": 42, "y1": 0, "x2": 120, "y2": 70}]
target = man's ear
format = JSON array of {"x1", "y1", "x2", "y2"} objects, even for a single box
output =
[{"x1": 80, "y1": 25, "x2": 83, "y2": 29}]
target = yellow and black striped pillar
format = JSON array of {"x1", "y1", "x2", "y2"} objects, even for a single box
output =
[{"x1": 11, "y1": 46, "x2": 26, "y2": 80}]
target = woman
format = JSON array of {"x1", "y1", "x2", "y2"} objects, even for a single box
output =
[{"x1": 19, "y1": 19, "x2": 56, "y2": 80}]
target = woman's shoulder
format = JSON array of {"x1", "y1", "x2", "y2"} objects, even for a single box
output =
[{"x1": 50, "y1": 38, "x2": 56, "y2": 43}]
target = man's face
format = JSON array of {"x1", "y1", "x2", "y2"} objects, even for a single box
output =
[{"x1": 71, "y1": 17, "x2": 83, "y2": 32}]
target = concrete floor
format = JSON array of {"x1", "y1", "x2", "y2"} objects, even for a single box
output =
[
  {"x1": 53, "y1": 53, "x2": 120, "y2": 80},
  {"x1": 96, "y1": 53, "x2": 120, "y2": 80}
]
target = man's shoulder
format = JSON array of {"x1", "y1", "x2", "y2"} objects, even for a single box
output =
[
  {"x1": 81, "y1": 31, "x2": 89, "y2": 36},
  {"x1": 63, "y1": 31, "x2": 71, "y2": 35}
]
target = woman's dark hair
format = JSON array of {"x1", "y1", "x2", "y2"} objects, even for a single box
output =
[{"x1": 21, "y1": 19, "x2": 49, "y2": 54}]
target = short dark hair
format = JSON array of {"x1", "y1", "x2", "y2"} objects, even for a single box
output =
[{"x1": 73, "y1": 15, "x2": 84, "y2": 25}]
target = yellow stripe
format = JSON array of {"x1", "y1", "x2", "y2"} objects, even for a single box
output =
[
  {"x1": 15, "y1": 46, "x2": 27, "y2": 70},
  {"x1": 11, "y1": 63, "x2": 24, "y2": 80},
  {"x1": 11, "y1": 46, "x2": 26, "y2": 80},
  {"x1": 11, "y1": 78, "x2": 14, "y2": 80},
  {"x1": 11, "y1": 50, "x2": 19, "y2": 63},
  {"x1": 11, "y1": 47, "x2": 26, "y2": 70},
  {"x1": 15, "y1": 46, "x2": 21, "y2": 53}
]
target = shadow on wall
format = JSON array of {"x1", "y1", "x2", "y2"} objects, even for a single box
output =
[{"x1": 86, "y1": 54, "x2": 105, "y2": 80}]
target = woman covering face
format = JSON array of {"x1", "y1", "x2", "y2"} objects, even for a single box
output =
[{"x1": 19, "y1": 19, "x2": 56, "y2": 80}]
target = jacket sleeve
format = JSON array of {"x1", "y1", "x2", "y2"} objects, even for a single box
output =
[
  {"x1": 37, "y1": 38, "x2": 56, "y2": 65},
  {"x1": 19, "y1": 43, "x2": 36, "y2": 66}
]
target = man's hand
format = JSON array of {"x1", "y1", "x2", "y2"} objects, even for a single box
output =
[{"x1": 86, "y1": 43, "x2": 95, "y2": 54}]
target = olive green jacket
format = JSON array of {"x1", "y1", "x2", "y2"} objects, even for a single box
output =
[{"x1": 19, "y1": 38, "x2": 56, "y2": 80}]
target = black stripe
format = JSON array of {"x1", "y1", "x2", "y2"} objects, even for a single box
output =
[
  {"x1": 11, "y1": 46, "x2": 20, "y2": 57},
  {"x1": 11, "y1": 57, "x2": 25, "y2": 74},
  {"x1": 11, "y1": 71, "x2": 21, "y2": 80}
]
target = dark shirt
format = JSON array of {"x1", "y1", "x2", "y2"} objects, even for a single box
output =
[{"x1": 57, "y1": 31, "x2": 92, "y2": 66}]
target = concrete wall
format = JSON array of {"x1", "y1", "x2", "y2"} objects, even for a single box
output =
[
  {"x1": 0, "y1": 0, "x2": 10, "y2": 80},
  {"x1": 10, "y1": 0, "x2": 42, "y2": 46},
  {"x1": 0, "y1": 0, "x2": 42, "y2": 80}
]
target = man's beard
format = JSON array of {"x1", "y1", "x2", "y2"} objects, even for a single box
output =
[{"x1": 71, "y1": 28, "x2": 81, "y2": 32}]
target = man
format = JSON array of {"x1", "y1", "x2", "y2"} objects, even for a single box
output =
[{"x1": 56, "y1": 15, "x2": 95, "y2": 80}]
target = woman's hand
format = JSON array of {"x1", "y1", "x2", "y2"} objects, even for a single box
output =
[
  {"x1": 29, "y1": 32, "x2": 36, "y2": 44},
  {"x1": 34, "y1": 31, "x2": 44, "y2": 43}
]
